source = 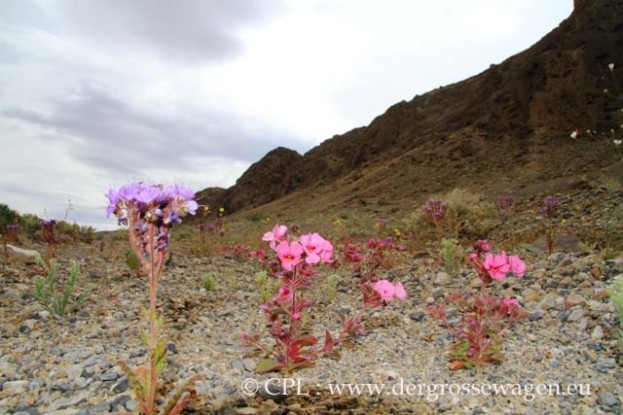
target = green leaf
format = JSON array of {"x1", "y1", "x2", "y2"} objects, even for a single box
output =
[{"x1": 255, "y1": 358, "x2": 282, "y2": 374}]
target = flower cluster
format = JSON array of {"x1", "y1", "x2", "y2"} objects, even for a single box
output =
[
  {"x1": 469, "y1": 242, "x2": 525, "y2": 284},
  {"x1": 429, "y1": 241, "x2": 526, "y2": 369},
  {"x1": 40, "y1": 219, "x2": 57, "y2": 244},
  {"x1": 107, "y1": 183, "x2": 198, "y2": 224},
  {"x1": 373, "y1": 280, "x2": 407, "y2": 302},
  {"x1": 106, "y1": 183, "x2": 198, "y2": 414},
  {"x1": 245, "y1": 224, "x2": 407, "y2": 373},
  {"x1": 497, "y1": 195, "x2": 514, "y2": 210},
  {"x1": 423, "y1": 199, "x2": 449, "y2": 223},
  {"x1": 539, "y1": 196, "x2": 560, "y2": 219},
  {"x1": 263, "y1": 225, "x2": 334, "y2": 271},
  {"x1": 106, "y1": 183, "x2": 197, "y2": 254}
]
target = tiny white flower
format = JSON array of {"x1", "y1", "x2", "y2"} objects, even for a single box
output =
[
  {"x1": 613, "y1": 140, "x2": 622, "y2": 146},
  {"x1": 609, "y1": 63, "x2": 615, "y2": 71},
  {"x1": 570, "y1": 130, "x2": 578, "y2": 139}
]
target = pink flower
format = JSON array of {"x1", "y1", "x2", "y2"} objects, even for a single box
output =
[
  {"x1": 374, "y1": 280, "x2": 396, "y2": 301},
  {"x1": 300, "y1": 233, "x2": 326, "y2": 264},
  {"x1": 508, "y1": 255, "x2": 526, "y2": 277},
  {"x1": 263, "y1": 224, "x2": 288, "y2": 249},
  {"x1": 275, "y1": 241, "x2": 303, "y2": 271},
  {"x1": 483, "y1": 252, "x2": 510, "y2": 280},
  {"x1": 319, "y1": 239, "x2": 334, "y2": 263},
  {"x1": 394, "y1": 282, "x2": 407, "y2": 300},
  {"x1": 501, "y1": 297, "x2": 519, "y2": 315}
]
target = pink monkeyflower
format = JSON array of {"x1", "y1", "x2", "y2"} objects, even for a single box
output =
[
  {"x1": 275, "y1": 241, "x2": 304, "y2": 271},
  {"x1": 502, "y1": 298, "x2": 519, "y2": 308},
  {"x1": 501, "y1": 298, "x2": 519, "y2": 315},
  {"x1": 394, "y1": 282, "x2": 407, "y2": 301},
  {"x1": 319, "y1": 239, "x2": 334, "y2": 263},
  {"x1": 508, "y1": 255, "x2": 526, "y2": 277},
  {"x1": 300, "y1": 233, "x2": 327, "y2": 264},
  {"x1": 483, "y1": 252, "x2": 510, "y2": 280},
  {"x1": 262, "y1": 224, "x2": 288, "y2": 249},
  {"x1": 374, "y1": 280, "x2": 396, "y2": 302},
  {"x1": 292, "y1": 312, "x2": 301, "y2": 320}
]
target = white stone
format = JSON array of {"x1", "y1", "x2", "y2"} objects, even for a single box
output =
[{"x1": 5, "y1": 244, "x2": 41, "y2": 264}]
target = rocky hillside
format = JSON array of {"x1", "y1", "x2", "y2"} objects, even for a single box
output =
[{"x1": 201, "y1": 0, "x2": 623, "y2": 216}]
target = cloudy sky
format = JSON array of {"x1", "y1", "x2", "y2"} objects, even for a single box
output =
[{"x1": 0, "y1": 0, "x2": 573, "y2": 230}]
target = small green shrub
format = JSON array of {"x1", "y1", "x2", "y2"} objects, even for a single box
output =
[
  {"x1": 439, "y1": 238, "x2": 463, "y2": 273},
  {"x1": 255, "y1": 270, "x2": 279, "y2": 303},
  {"x1": 608, "y1": 275, "x2": 623, "y2": 344},
  {"x1": 202, "y1": 273, "x2": 219, "y2": 291},
  {"x1": 125, "y1": 249, "x2": 141, "y2": 275},
  {"x1": 34, "y1": 259, "x2": 92, "y2": 316},
  {"x1": 327, "y1": 274, "x2": 340, "y2": 303},
  {"x1": 405, "y1": 188, "x2": 495, "y2": 242}
]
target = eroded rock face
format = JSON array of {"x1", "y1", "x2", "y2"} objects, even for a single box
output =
[
  {"x1": 4, "y1": 244, "x2": 41, "y2": 264},
  {"x1": 200, "y1": 0, "x2": 623, "y2": 215}
]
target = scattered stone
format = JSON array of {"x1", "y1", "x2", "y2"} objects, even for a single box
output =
[
  {"x1": 566, "y1": 308, "x2": 584, "y2": 322},
  {"x1": 3, "y1": 380, "x2": 29, "y2": 394},
  {"x1": 591, "y1": 326, "x2": 604, "y2": 341},
  {"x1": 522, "y1": 288, "x2": 542, "y2": 303},
  {"x1": 410, "y1": 311, "x2": 426, "y2": 322},
  {"x1": 598, "y1": 392, "x2": 619, "y2": 407},
  {"x1": 5, "y1": 244, "x2": 41, "y2": 264},
  {"x1": 565, "y1": 294, "x2": 585, "y2": 307},
  {"x1": 596, "y1": 358, "x2": 617, "y2": 372},
  {"x1": 111, "y1": 378, "x2": 129, "y2": 394}
]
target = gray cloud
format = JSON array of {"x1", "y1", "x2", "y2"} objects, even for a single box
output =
[
  {"x1": 12, "y1": 0, "x2": 287, "y2": 63},
  {"x1": 2, "y1": 82, "x2": 304, "y2": 176}
]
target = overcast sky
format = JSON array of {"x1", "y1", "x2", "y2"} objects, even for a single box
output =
[{"x1": 0, "y1": 0, "x2": 573, "y2": 230}]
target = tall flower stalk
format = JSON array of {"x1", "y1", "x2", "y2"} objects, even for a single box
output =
[
  {"x1": 539, "y1": 196, "x2": 560, "y2": 256},
  {"x1": 106, "y1": 183, "x2": 199, "y2": 415}
]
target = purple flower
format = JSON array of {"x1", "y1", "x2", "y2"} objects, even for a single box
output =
[
  {"x1": 498, "y1": 195, "x2": 514, "y2": 209},
  {"x1": 164, "y1": 184, "x2": 195, "y2": 200},
  {"x1": 105, "y1": 188, "x2": 120, "y2": 218},
  {"x1": 423, "y1": 199, "x2": 449, "y2": 222}
]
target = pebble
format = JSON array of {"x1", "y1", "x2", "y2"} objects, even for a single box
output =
[
  {"x1": 566, "y1": 308, "x2": 584, "y2": 322},
  {"x1": 598, "y1": 391, "x2": 619, "y2": 407},
  {"x1": 596, "y1": 358, "x2": 617, "y2": 372},
  {"x1": 410, "y1": 311, "x2": 426, "y2": 322},
  {"x1": 591, "y1": 325, "x2": 604, "y2": 340}
]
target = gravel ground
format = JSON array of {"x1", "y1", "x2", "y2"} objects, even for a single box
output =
[{"x1": 1, "y1": 241, "x2": 622, "y2": 415}]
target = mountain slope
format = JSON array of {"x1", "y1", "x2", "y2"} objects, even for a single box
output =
[{"x1": 201, "y1": 0, "x2": 623, "y2": 217}]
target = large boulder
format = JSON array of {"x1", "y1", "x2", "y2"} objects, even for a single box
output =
[{"x1": 4, "y1": 244, "x2": 41, "y2": 264}]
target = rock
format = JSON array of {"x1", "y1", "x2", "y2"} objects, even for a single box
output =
[
  {"x1": 3, "y1": 380, "x2": 29, "y2": 394},
  {"x1": 410, "y1": 311, "x2": 426, "y2": 322},
  {"x1": 258, "y1": 379, "x2": 289, "y2": 403},
  {"x1": 592, "y1": 289, "x2": 610, "y2": 300},
  {"x1": 591, "y1": 326, "x2": 604, "y2": 341},
  {"x1": 100, "y1": 371, "x2": 120, "y2": 382},
  {"x1": 5, "y1": 244, "x2": 41, "y2": 264},
  {"x1": 48, "y1": 392, "x2": 87, "y2": 410},
  {"x1": 598, "y1": 392, "x2": 619, "y2": 407},
  {"x1": 529, "y1": 310, "x2": 545, "y2": 321},
  {"x1": 565, "y1": 294, "x2": 585, "y2": 307},
  {"x1": 523, "y1": 288, "x2": 542, "y2": 303},
  {"x1": 111, "y1": 378, "x2": 129, "y2": 394},
  {"x1": 566, "y1": 308, "x2": 584, "y2": 322},
  {"x1": 596, "y1": 358, "x2": 617, "y2": 372},
  {"x1": 434, "y1": 272, "x2": 450, "y2": 286},
  {"x1": 88, "y1": 402, "x2": 112, "y2": 414}
]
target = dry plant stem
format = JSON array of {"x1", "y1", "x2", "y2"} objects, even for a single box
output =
[{"x1": 546, "y1": 217, "x2": 555, "y2": 255}]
